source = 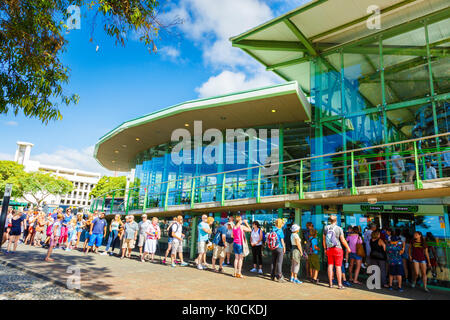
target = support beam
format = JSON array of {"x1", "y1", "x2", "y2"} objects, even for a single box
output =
[
  {"x1": 266, "y1": 56, "x2": 310, "y2": 71},
  {"x1": 233, "y1": 40, "x2": 306, "y2": 52},
  {"x1": 230, "y1": 0, "x2": 328, "y2": 43},
  {"x1": 359, "y1": 56, "x2": 437, "y2": 84},
  {"x1": 284, "y1": 18, "x2": 317, "y2": 56},
  {"x1": 310, "y1": 0, "x2": 420, "y2": 41},
  {"x1": 321, "y1": 7, "x2": 450, "y2": 55}
]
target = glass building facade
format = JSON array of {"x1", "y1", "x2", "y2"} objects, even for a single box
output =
[{"x1": 95, "y1": 2, "x2": 450, "y2": 288}]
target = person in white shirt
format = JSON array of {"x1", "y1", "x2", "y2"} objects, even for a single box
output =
[
  {"x1": 426, "y1": 161, "x2": 437, "y2": 180},
  {"x1": 137, "y1": 214, "x2": 151, "y2": 259},
  {"x1": 392, "y1": 147, "x2": 405, "y2": 183},
  {"x1": 170, "y1": 215, "x2": 188, "y2": 267},
  {"x1": 443, "y1": 140, "x2": 450, "y2": 177},
  {"x1": 363, "y1": 223, "x2": 376, "y2": 265}
]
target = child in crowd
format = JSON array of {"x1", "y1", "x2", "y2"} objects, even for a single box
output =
[
  {"x1": 307, "y1": 229, "x2": 320, "y2": 284},
  {"x1": 66, "y1": 217, "x2": 77, "y2": 251},
  {"x1": 43, "y1": 215, "x2": 54, "y2": 248},
  {"x1": 45, "y1": 214, "x2": 63, "y2": 262},
  {"x1": 387, "y1": 235, "x2": 405, "y2": 292}
]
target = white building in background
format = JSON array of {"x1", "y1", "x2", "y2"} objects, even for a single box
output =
[{"x1": 14, "y1": 141, "x2": 101, "y2": 210}]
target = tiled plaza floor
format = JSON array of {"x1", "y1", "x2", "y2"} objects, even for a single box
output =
[{"x1": 0, "y1": 244, "x2": 448, "y2": 300}]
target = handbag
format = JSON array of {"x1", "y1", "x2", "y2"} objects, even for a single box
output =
[
  {"x1": 356, "y1": 237, "x2": 365, "y2": 258},
  {"x1": 242, "y1": 229, "x2": 249, "y2": 257}
]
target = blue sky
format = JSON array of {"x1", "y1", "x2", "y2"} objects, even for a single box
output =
[{"x1": 0, "y1": 0, "x2": 310, "y2": 175}]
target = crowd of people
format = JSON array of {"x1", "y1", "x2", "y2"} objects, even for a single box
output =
[{"x1": 0, "y1": 207, "x2": 441, "y2": 293}]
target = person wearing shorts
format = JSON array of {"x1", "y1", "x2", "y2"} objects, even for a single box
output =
[
  {"x1": 121, "y1": 216, "x2": 138, "y2": 259},
  {"x1": 163, "y1": 216, "x2": 177, "y2": 264},
  {"x1": 170, "y1": 215, "x2": 188, "y2": 267},
  {"x1": 409, "y1": 231, "x2": 431, "y2": 292},
  {"x1": 45, "y1": 214, "x2": 63, "y2": 262},
  {"x1": 6, "y1": 210, "x2": 26, "y2": 253},
  {"x1": 85, "y1": 212, "x2": 107, "y2": 254},
  {"x1": 307, "y1": 229, "x2": 321, "y2": 284},
  {"x1": 224, "y1": 222, "x2": 234, "y2": 265},
  {"x1": 387, "y1": 235, "x2": 405, "y2": 292},
  {"x1": 138, "y1": 214, "x2": 151, "y2": 259},
  {"x1": 323, "y1": 215, "x2": 351, "y2": 289},
  {"x1": 346, "y1": 226, "x2": 363, "y2": 284},
  {"x1": 211, "y1": 222, "x2": 227, "y2": 273},
  {"x1": 195, "y1": 214, "x2": 211, "y2": 270}
]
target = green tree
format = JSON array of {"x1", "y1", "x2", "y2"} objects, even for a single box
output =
[
  {"x1": 0, "y1": 160, "x2": 27, "y2": 198},
  {"x1": 22, "y1": 171, "x2": 73, "y2": 206},
  {"x1": 89, "y1": 176, "x2": 126, "y2": 198},
  {"x1": 0, "y1": 0, "x2": 175, "y2": 123}
]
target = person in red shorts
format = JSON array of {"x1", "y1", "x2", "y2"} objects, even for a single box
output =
[{"x1": 323, "y1": 215, "x2": 351, "y2": 289}]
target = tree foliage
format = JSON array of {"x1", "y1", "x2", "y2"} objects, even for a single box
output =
[
  {"x1": 0, "y1": 160, "x2": 27, "y2": 198},
  {"x1": 21, "y1": 171, "x2": 73, "y2": 206},
  {"x1": 89, "y1": 175, "x2": 126, "y2": 198},
  {"x1": 0, "y1": 0, "x2": 172, "y2": 123}
]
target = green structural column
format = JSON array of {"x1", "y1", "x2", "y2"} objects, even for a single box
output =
[
  {"x1": 101, "y1": 195, "x2": 106, "y2": 212},
  {"x1": 379, "y1": 39, "x2": 392, "y2": 184},
  {"x1": 340, "y1": 50, "x2": 348, "y2": 189},
  {"x1": 142, "y1": 188, "x2": 148, "y2": 213},
  {"x1": 221, "y1": 173, "x2": 226, "y2": 206},
  {"x1": 299, "y1": 160, "x2": 304, "y2": 200},
  {"x1": 424, "y1": 21, "x2": 443, "y2": 177},
  {"x1": 94, "y1": 198, "x2": 99, "y2": 212},
  {"x1": 110, "y1": 191, "x2": 115, "y2": 215},
  {"x1": 294, "y1": 208, "x2": 301, "y2": 226},
  {"x1": 278, "y1": 124, "x2": 284, "y2": 218},
  {"x1": 189, "y1": 215, "x2": 198, "y2": 260},
  {"x1": 164, "y1": 182, "x2": 170, "y2": 211},
  {"x1": 350, "y1": 152, "x2": 357, "y2": 195},
  {"x1": 190, "y1": 178, "x2": 196, "y2": 210},
  {"x1": 368, "y1": 163, "x2": 372, "y2": 186},
  {"x1": 256, "y1": 167, "x2": 262, "y2": 203},
  {"x1": 125, "y1": 188, "x2": 131, "y2": 215},
  {"x1": 414, "y1": 141, "x2": 424, "y2": 190}
]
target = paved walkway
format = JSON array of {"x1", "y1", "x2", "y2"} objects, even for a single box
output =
[{"x1": 0, "y1": 244, "x2": 449, "y2": 300}]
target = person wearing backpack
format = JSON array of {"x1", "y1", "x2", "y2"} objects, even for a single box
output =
[
  {"x1": 224, "y1": 221, "x2": 234, "y2": 266},
  {"x1": 211, "y1": 222, "x2": 227, "y2": 273},
  {"x1": 268, "y1": 218, "x2": 286, "y2": 283},
  {"x1": 250, "y1": 221, "x2": 263, "y2": 274},
  {"x1": 170, "y1": 215, "x2": 188, "y2": 268},
  {"x1": 307, "y1": 228, "x2": 320, "y2": 284},
  {"x1": 163, "y1": 216, "x2": 177, "y2": 264},
  {"x1": 322, "y1": 215, "x2": 351, "y2": 289}
]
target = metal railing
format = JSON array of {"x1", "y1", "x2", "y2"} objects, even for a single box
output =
[{"x1": 90, "y1": 132, "x2": 450, "y2": 214}]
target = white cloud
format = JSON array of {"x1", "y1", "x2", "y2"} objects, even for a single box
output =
[
  {"x1": 30, "y1": 145, "x2": 112, "y2": 176},
  {"x1": 161, "y1": 46, "x2": 180, "y2": 59},
  {"x1": 0, "y1": 152, "x2": 14, "y2": 161},
  {"x1": 164, "y1": 0, "x2": 274, "y2": 70},
  {"x1": 158, "y1": 45, "x2": 187, "y2": 63},
  {"x1": 196, "y1": 69, "x2": 279, "y2": 98},
  {"x1": 161, "y1": 0, "x2": 286, "y2": 98},
  {"x1": 5, "y1": 121, "x2": 18, "y2": 126}
]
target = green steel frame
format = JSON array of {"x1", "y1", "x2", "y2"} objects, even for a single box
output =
[{"x1": 231, "y1": 5, "x2": 450, "y2": 155}]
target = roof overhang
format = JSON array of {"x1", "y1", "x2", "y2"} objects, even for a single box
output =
[
  {"x1": 230, "y1": 0, "x2": 449, "y2": 98},
  {"x1": 95, "y1": 81, "x2": 311, "y2": 172}
]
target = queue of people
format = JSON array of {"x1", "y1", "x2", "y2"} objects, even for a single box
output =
[{"x1": 1, "y1": 207, "x2": 438, "y2": 293}]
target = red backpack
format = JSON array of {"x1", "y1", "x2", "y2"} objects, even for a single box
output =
[{"x1": 266, "y1": 231, "x2": 279, "y2": 250}]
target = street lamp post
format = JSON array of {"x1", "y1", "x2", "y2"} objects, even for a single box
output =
[{"x1": 0, "y1": 184, "x2": 13, "y2": 248}]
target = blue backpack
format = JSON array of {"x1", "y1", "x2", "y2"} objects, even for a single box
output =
[
  {"x1": 213, "y1": 229, "x2": 222, "y2": 245},
  {"x1": 325, "y1": 225, "x2": 340, "y2": 248}
]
